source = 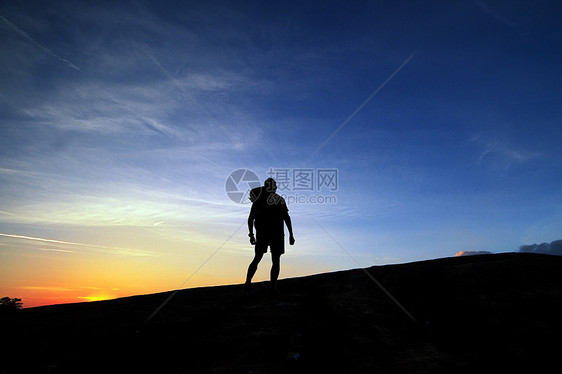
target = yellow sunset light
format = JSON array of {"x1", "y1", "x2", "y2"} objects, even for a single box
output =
[{"x1": 78, "y1": 294, "x2": 114, "y2": 302}]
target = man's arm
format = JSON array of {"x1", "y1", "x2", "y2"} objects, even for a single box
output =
[
  {"x1": 283, "y1": 212, "x2": 295, "y2": 245},
  {"x1": 248, "y1": 205, "x2": 256, "y2": 245}
]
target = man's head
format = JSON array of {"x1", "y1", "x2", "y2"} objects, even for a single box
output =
[{"x1": 264, "y1": 177, "x2": 277, "y2": 193}]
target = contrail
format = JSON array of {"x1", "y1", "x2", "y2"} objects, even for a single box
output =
[
  {"x1": 0, "y1": 14, "x2": 81, "y2": 72},
  {"x1": 473, "y1": 0, "x2": 512, "y2": 26},
  {"x1": 148, "y1": 54, "x2": 249, "y2": 154},
  {"x1": 0, "y1": 233, "x2": 90, "y2": 247},
  {"x1": 308, "y1": 51, "x2": 417, "y2": 161},
  {"x1": 0, "y1": 233, "x2": 156, "y2": 257}
]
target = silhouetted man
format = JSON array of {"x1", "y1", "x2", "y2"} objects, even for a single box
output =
[{"x1": 245, "y1": 178, "x2": 295, "y2": 295}]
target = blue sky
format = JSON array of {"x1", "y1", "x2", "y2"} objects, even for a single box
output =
[{"x1": 1, "y1": 0, "x2": 561, "y2": 306}]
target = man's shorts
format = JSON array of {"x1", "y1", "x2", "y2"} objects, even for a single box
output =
[{"x1": 255, "y1": 235, "x2": 285, "y2": 255}]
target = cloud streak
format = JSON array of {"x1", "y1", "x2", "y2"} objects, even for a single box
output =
[
  {"x1": 0, "y1": 13, "x2": 81, "y2": 72},
  {"x1": 0, "y1": 233, "x2": 158, "y2": 257},
  {"x1": 470, "y1": 134, "x2": 541, "y2": 167}
]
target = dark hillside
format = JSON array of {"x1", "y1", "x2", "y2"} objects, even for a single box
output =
[{"x1": 3, "y1": 253, "x2": 561, "y2": 373}]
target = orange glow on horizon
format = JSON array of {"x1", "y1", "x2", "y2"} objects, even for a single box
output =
[{"x1": 14, "y1": 273, "x2": 244, "y2": 308}]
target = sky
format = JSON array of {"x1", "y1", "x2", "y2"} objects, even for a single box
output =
[{"x1": 1, "y1": 0, "x2": 561, "y2": 307}]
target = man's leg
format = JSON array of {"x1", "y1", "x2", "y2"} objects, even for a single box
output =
[
  {"x1": 270, "y1": 252, "x2": 281, "y2": 292},
  {"x1": 245, "y1": 251, "x2": 264, "y2": 288}
]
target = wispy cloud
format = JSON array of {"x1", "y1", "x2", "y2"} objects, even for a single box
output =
[
  {"x1": 470, "y1": 134, "x2": 541, "y2": 167},
  {"x1": 0, "y1": 13, "x2": 81, "y2": 72},
  {"x1": 147, "y1": 53, "x2": 249, "y2": 154},
  {"x1": 0, "y1": 167, "x2": 46, "y2": 177},
  {"x1": 20, "y1": 82, "x2": 176, "y2": 137},
  {"x1": 15, "y1": 69, "x2": 253, "y2": 155}
]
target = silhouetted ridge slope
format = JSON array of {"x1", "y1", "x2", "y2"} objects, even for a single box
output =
[{"x1": 3, "y1": 253, "x2": 561, "y2": 373}]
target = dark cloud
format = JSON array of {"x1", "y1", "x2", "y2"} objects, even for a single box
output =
[
  {"x1": 519, "y1": 240, "x2": 562, "y2": 256},
  {"x1": 455, "y1": 250, "x2": 493, "y2": 257}
]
